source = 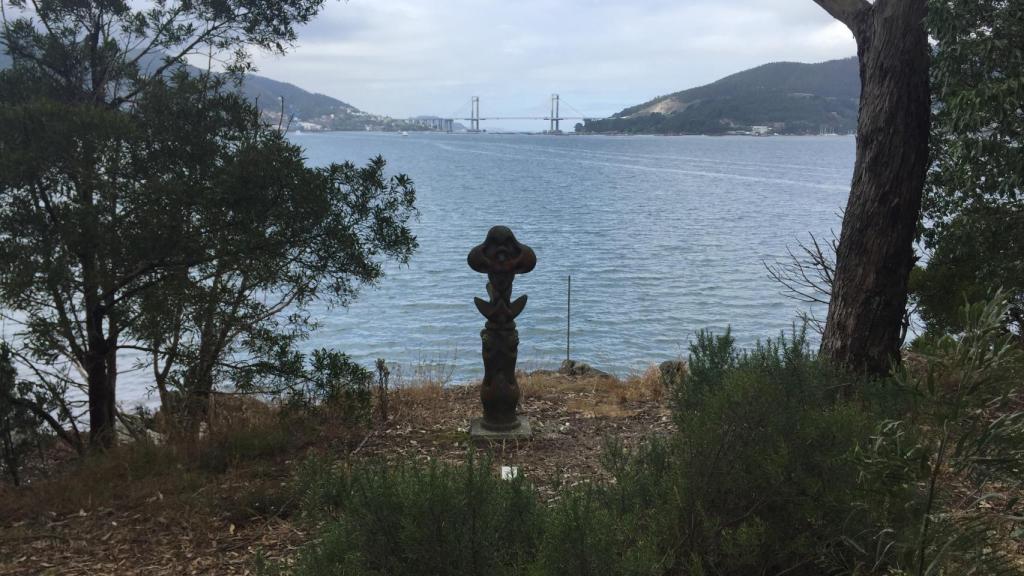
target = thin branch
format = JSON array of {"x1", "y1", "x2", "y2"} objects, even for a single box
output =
[
  {"x1": 764, "y1": 233, "x2": 837, "y2": 305},
  {"x1": 124, "y1": 2, "x2": 189, "y2": 70},
  {"x1": 111, "y1": 16, "x2": 237, "y2": 107},
  {"x1": 2, "y1": 394, "x2": 81, "y2": 452}
]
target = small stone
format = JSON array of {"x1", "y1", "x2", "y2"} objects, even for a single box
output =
[
  {"x1": 659, "y1": 360, "x2": 687, "y2": 387},
  {"x1": 559, "y1": 359, "x2": 612, "y2": 378}
]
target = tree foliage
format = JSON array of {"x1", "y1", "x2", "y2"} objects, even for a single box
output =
[
  {"x1": 0, "y1": 0, "x2": 417, "y2": 448},
  {"x1": 915, "y1": 0, "x2": 1024, "y2": 338},
  {"x1": 0, "y1": 0, "x2": 324, "y2": 104}
]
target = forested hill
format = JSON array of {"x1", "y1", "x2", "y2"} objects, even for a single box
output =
[
  {"x1": 215, "y1": 73, "x2": 427, "y2": 131},
  {"x1": 240, "y1": 74, "x2": 359, "y2": 118},
  {"x1": 235, "y1": 74, "x2": 389, "y2": 131},
  {"x1": 579, "y1": 57, "x2": 860, "y2": 135},
  {"x1": 0, "y1": 52, "x2": 420, "y2": 131}
]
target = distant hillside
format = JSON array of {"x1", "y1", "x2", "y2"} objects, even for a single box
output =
[
  {"x1": 241, "y1": 74, "x2": 359, "y2": 119},
  {"x1": 580, "y1": 57, "x2": 860, "y2": 135},
  {"x1": 237, "y1": 73, "x2": 421, "y2": 131},
  {"x1": 0, "y1": 52, "x2": 426, "y2": 132}
]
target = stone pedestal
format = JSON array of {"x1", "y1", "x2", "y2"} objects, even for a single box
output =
[{"x1": 469, "y1": 416, "x2": 532, "y2": 441}]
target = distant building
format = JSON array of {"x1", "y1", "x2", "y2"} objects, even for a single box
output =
[{"x1": 751, "y1": 125, "x2": 771, "y2": 136}]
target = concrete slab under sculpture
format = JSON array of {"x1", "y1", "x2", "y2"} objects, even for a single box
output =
[
  {"x1": 467, "y1": 226, "x2": 535, "y2": 441},
  {"x1": 470, "y1": 416, "x2": 533, "y2": 441}
]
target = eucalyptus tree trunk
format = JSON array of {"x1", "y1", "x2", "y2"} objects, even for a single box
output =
[{"x1": 813, "y1": 0, "x2": 930, "y2": 376}]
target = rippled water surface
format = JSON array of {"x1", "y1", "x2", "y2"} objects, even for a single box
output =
[
  {"x1": 107, "y1": 132, "x2": 854, "y2": 406},
  {"x1": 294, "y1": 133, "x2": 854, "y2": 382}
]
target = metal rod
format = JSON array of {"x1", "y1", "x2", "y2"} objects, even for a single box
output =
[{"x1": 566, "y1": 275, "x2": 571, "y2": 363}]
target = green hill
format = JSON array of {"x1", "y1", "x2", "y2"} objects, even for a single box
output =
[
  {"x1": 579, "y1": 57, "x2": 860, "y2": 135},
  {"x1": 227, "y1": 72, "x2": 425, "y2": 131},
  {"x1": 241, "y1": 74, "x2": 359, "y2": 118},
  {"x1": 0, "y1": 52, "x2": 423, "y2": 131}
]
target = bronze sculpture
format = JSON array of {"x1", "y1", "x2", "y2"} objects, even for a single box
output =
[{"x1": 467, "y1": 226, "x2": 535, "y2": 437}]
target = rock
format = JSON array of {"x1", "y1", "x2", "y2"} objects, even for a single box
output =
[
  {"x1": 559, "y1": 422, "x2": 572, "y2": 434},
  {"x1": 526, "y1": 368, "x2": 560, "y2": 377},
  {"x1": 659, "y1": 360, "x2": 687, "y2": 387},
  {"x1": 146, "y1": 429, "x2": 165, "y2": 445},
  {"x1": 559, "y1": 359, "x2": 612, "y2": 379},
  {"x1": 114, "y1": 421, "x2": 165, "y2": 445}
]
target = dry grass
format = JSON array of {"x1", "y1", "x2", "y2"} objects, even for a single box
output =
[
  {"x1": 0, "y1": 399, "x2": 319, "y2": 576},
  {"x1": 561, "y1": 366, "x2": 664, "y2": 418},
  {"x1": 624, "y1": 364, "x2": 668, "y2": 403},
  {"x1": 0, "y1": 365, "x2": 676, "y2": 574},
  {"x1": 206, "y1": 393, "x2": 279, "y2": 431},
  {"x1": 520, "y1": 364, "x2": 667, "y2": 414},
  {"x1": 352, "y1": 366, "x2": 674, "y2": 498}
]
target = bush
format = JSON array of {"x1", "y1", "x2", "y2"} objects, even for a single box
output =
[
  {"x1": 671, "y1": 327, "x2": 736, "y2": 413},
  {"x1": 282, "y1": 349, "x2": 374, "y2": 427},
  {"x1": 289, "y1": 452, "x2": 539, "y2": 576},
  {"x1": 275, "y1": 308, "x2": 1024, "y2": 576},
  {"x1": 910, "y1": 206, "x2": 1024, "y2": 340},
  {"x1": 830, "y1": 296, "x2": 1024, "y2": 575},
  {"x1": 534, "y1": 440, "x2": 674, "y2": 576},
  {"x1": 0, "y1": 343, "x2": 40, "y2": 485},
  {"x1": 198, "y1": 424, "x2": 292, "y2": 474},
  {"x1": 197, "y1": 409, "x2": 297, "y2": 474},
  {"x1": 659, "y1": 326, "x2": 875, "y2": 574}
]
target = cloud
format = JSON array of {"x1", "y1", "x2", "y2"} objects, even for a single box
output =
[{"x1": 250, "y1": 0, "x2": 856, "y2": 127}]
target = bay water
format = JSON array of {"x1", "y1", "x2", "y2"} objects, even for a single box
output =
[
  {"x1": 285, "y1": 132, "x2": 854, "y2": 394},
  {"x1": 29, "y1": 132, "x2": 854, "y2": 407}
]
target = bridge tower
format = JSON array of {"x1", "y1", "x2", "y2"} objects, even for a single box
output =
[
  {"x1": 549, "y1": 93, "x2": 561, "y2": 133},
  {"x1": 470, "y1": 96, "x2": 480, "y2": 132}
]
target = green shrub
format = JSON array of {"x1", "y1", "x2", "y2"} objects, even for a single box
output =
[
  {"x1": 290, "y1": 452, "x2": 540, "y2": 576},
  {"x1": 276, "y1": 305, "x2": 1023, "y2": 576},
  {"x1": 660, "y1": 326, "x2": 876, "y2": 574},
  {"x1": 671, "y1": 327, "x2": 737, "y2": 414},
  {"x1": 829, "y1": 296, "x2": 1024, "y2": 575},
  {"x1": 534, "y1": 440, "x2": 673, "y2": 576},
  {"x1": 284, "y1": 349, "x2": 374, "y2": 427},
  {"x1": 197, "y1": 416, "x2": 293, "y2": 473},
  {"x1": 0, "y1": 342, "x2": 36, "y2": 485}
]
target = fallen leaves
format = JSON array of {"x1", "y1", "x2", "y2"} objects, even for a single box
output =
[{"x1": 1, "y1": 369, "x2": 671, "y2": 575}]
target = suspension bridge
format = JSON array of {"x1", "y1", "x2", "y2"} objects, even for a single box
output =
[{"x1": 411, "y1": 94, "x2": 603, "y2": 133}]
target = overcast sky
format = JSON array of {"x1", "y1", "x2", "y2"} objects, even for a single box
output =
[{"x1": 249, "y1": 0, "x2": 856, "y2": 130}]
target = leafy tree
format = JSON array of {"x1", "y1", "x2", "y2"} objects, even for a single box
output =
[
  {"x1": 1, "y1": 343, "x2": 37, "y2": 484},
  {"x1": 913, "y1": 0, "x2": 1024, "y2": 339},
  {"x1": 0, "y1": 0, "x2": 417, "y2": 448},
  {"x1": 811, "y1": 0, "x2": 931, "y2": 376},
  {"x1": 122, "y1": 76, "x2": 415, "y2": 435},
  {"x1": 0, "y1": 0, "x2": 324, "y2": 105},
  {"x1": 912, "y1": 206, "x2": 1024, "y2": 338}
]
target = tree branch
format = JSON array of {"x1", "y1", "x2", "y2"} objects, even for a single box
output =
[{"x1": 811, "y1": 0, "x2": 871, "y2": 32}]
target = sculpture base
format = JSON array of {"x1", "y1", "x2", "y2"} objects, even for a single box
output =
[{"x1": 469, "y1": 416, "x2": 532, "y2": 441}]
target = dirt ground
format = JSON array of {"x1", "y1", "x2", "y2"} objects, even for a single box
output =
[{"x1": 0, "y1": 368, "x2": 671, "y2": 575}]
